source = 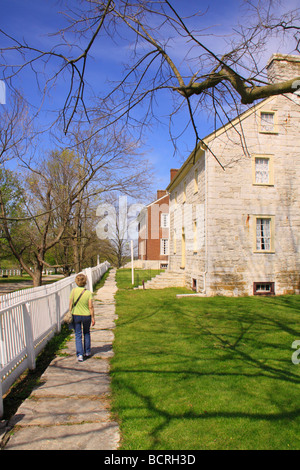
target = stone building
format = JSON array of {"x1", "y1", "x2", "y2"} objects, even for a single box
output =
[{"x1": 166, "y1": 54, "x2": 300, "y2": 296}]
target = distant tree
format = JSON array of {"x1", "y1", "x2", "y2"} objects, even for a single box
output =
[
  {"x1": 0, "y1": 122, "x2": 153, "y2": 285},
  {"x1": 0, "y1": 168, "x2": 28, "y2": 269},
  {"x1": 0, "y1": 92, "x2": 31, "y2": 165},
  {"x1": 95, "y1": 194, "x2": 143, "y2": 268},
  {"x1": 0, "y1": 150, "x2": 82, "y2": 286}
]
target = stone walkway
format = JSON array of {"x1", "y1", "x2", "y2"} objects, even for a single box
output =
[{"x1": 2, "y1": 269, "x2": 120, "y2": 450}]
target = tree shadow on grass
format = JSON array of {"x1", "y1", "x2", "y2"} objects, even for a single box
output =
[{"x1": 112, "y1": 296, "x2": 300, "y2": 449}]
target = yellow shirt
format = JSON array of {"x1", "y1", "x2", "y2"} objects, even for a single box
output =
[{"x1": 70, "y1": 287, "x2": 93, "y2": 316}]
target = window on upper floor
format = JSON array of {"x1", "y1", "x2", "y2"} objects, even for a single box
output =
[
  {"x1": 254, "y1": 216, "x2": 275, "y2": 253},
  {"x1": 252, "y1": 155, "x2": 274, "y2": 186},
  {"x1": 161, "y1": 213, "x2": 169, "y2": 228},
  {"x1": 259, "y1": 111, "x2": 278, "y2": 134}
]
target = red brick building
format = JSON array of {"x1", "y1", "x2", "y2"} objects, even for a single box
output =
[{"x1": 138, "y1": 189, "x2": 170, "y2": 269}]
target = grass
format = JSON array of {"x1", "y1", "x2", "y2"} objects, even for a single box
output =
[
  {"x1": 93, "y1": 267, "x2": 111, "y2": 291},
  {"x1": 116, "y1": 268, "x2": 163, "y2": 290},
  {"x1": 0, "y1": 274, "x2": 63, "y2": 291},
  {"x1": 0, "y1": 275, "x2": 33, "y2": 283},
  {"x1": 111, "y1": 269, "x2": 300, "y2": 450}
]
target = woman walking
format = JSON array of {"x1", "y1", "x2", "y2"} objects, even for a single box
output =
[{"x1": 69, "y1": 273, "x2": 95, "y2": 362}]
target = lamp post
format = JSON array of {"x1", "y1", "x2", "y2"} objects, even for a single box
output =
[{"x1": 131, "y1": 240, "x2": 134, "y2": 285}]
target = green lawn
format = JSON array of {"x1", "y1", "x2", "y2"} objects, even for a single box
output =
[
  {"x1": 111, "y1": 269, "x2": 300, "y2": 450},
  {"x1": 0, "y1": 274, "x2": 62, "y2": 288},
  {"x1": 0, "y1": 275, "x2": 34, "y2": 285},
  {"x1": 116, "y1": 268, "x2": 163, "y2": 290}
]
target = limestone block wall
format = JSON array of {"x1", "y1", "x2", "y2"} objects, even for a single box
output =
[
  {"x1": 169, "y1": 153, "x2": 206, "y2": 291},
  {"x1": 168, "y1": 92, "x2": 300, "y2": 296},
  {"x1": 206, "y1": 94, "x2": 300, "y2": 296}
]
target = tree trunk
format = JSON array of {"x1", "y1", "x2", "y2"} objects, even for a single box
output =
[
  {"x1": 73, "y1": 234, "x2": 81, "y2": 273},
  {"x1": 31, "y1": 264, "x2": 43, "y2": 287},
  {"x1": 72, "y1": 201, "x2": 82, "y2": 273}
]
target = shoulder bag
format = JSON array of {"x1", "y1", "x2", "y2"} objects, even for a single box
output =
[{"x1": 63, "y1": 288, "x2": 87, "y2": 324}]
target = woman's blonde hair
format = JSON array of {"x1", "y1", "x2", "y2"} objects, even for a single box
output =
[{"x1": 75, "y1": 273, "x2": 87, "y2": 287}]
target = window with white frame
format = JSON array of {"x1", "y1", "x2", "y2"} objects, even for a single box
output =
[
  {"x1": 161, "y1": 213, "x2": 169, "y2": 228},
  {"x1": 255, "y1": 157, "x2": 269, "y2": 184},
  {"x1": 161, "y1": 238, "x2": 169, "y2": 255},
  {"x1": 260, "y1": 112, "x2": 276, "y2": 133},
  {"x1": 255, "y1": 217, "x2": 274, "y2": 252},
  {"x1": 252, "y1": 155, "x2": 274, "y2": 185}
]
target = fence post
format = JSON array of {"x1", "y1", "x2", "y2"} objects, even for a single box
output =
[
  {"x1": 22, "y1": 302, "x2": 36, "y2": 371},
  {"x1": 85, "y1": 267, "x2": 93, "y2": 293},
  {"x1": 0, "y1": 319, "x2": 3, "y2": 417},
  {"x1": 55, "y1": 292, "x2": 61, "y2": 333},
  {"x1": 0, "y1": 312, "x2": 3, "y2": 416},
  {"x1": 0, "y1": 378, "x2": 3, "y2": 418}
]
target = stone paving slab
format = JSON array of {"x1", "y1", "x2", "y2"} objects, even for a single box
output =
[
  {"x1": 62, "y1": 341, "x2": 114, "y2": 359},
  {"x1": 4, "y1": 422, "x2": 120, "y2": 450},
  {"x1": 9, "y1": 397, "x2": 109, "y2": 427},
  {"x1": 3, "y1": 268, "x2": 120, "y2": 451},
  {"x1": 31, "y1": 365, "x2": 111, "y2": 398}
]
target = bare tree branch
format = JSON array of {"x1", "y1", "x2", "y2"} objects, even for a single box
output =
[{"x1": 1, "y1": 0, "x2": 300, "y2": 164}]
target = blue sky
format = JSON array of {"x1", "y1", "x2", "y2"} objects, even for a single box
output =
[{"x1": 0, "y1": 0, "x2": 297, "y2": 194}]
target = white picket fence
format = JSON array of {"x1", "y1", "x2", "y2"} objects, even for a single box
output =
[{"x1": 0, "y1": 261, "x2": 110, "y2": 418}]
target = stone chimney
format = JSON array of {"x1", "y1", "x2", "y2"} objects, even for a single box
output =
[{"x1": 267, "y1": 54, "x2": 300, "y2": 84}]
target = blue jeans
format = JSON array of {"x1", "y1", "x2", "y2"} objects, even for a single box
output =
[{"x1": 73, "y1": 315, "x2": 91, "y2": 357}]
